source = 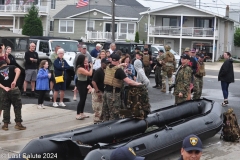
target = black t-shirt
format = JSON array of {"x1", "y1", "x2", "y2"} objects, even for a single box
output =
[
  {"x1": 24, "y1": 50, "x2": 39, "y2": 69},
  {"x1": 8, "y1": 54, "x2": 17, "y2": 66},
  {"x1": 105, "y1": 64, "x2": 127, "y2": 92},
  {"x1": 0, "y1": 65, "x2": 16, "y2": 88},
  {"x1": 92, "y1": 67, "x2": 105, "y2": 92}
]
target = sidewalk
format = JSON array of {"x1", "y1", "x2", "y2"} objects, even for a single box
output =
[{"x1": 205, "y1": 62, "x2": 240, "y2": 72}]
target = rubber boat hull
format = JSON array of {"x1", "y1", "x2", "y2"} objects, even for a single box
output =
[{"x1": 10, "y1": 99, "x2": 222, "y2": 160}]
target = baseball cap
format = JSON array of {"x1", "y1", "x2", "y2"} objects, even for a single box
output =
[
  {"x1": 111, "y1": 53, "x2": 120, "y2": 61},
  {"x1": 110, "y1": 146, "x2": 145, "y2": 160},
  {"x1": 101, "y1": 58, "x2": 110, "y2": 64},
  {"x1": 136, "y1": 52, "x2": 143, "y2": 56},
  {"x1": 181, "y1": 54, "x2": 190, "y2": 60},
  {"x1": 185, "y1": 47, "x2": 190, "y2": 52},
  {"x1": 182, "y1": 134, "x2": 203, "y2": 152},
  {"x1": 0, "y1": 60, "x2": 7, "y2": 66},
  {"x1": 199, "y1": 54, "x2": 205, "y2": 58},
  {"x1": 159, "y1": 50, "x2": 164, "y2": 52},
  {"x1": 135, "y1": 47, "x2": 140, "y2": 50},
  {"x1": 77, "y1": 44, "x2": 82, "y2": 48},
  {"x1": 190, "y1": 49, "x2": 196, "y2": 53},
  {"x1": 82, "y1": 44, "x2": 87, "y2": 49},
  {"x1": 96, "y1": 43, "x2": 102, "y2": 47},
  {"x1": 144, "y1": 48, "x2": 148, "y2": 51}
]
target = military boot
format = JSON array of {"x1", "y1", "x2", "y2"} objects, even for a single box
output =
[
  {"x1": 161, "y1": 89, "x2": 166, "y2": 93},
  {"x1": 152, "y1": 84, "x2": 159, "y2": 88},
  {"x1": 2, "y1": 123, "x2": 8, "y2": 131},
  {"x1": 15, "y1": 122, "x2": 26, "y2": 130}
]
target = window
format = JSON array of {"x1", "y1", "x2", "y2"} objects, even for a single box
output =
[
  {"x1": 39, "y1": 41, "x2": 49, "y2": 52},
  {"x1": 50, "y1": 21, "x2": 54, "y2": 31},
  {"x1": 59, "y1": 20, "x2": 74, "y2": 33},
  {"x1": 195, "y1": 18, "x2": 213, "y2": 28},
  {"x1": 105, "y1": 23, "x2": 117, "y2": 32},
  {"x1": 51, "y1": 0, "x2": 56, "y2": 9},
  {"x1": 87, "y1": 20, "x2": 95, "y2": 31},
  {"x1": 120, "y1": 23, "x2": 135, "y2": 34},
  {"x1": 162, "y1": 17, "x2": 177, "y2": 26}
]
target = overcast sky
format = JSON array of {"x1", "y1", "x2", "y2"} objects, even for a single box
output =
[{"x1": 137, "y1": 0, "x2": 240, "y2": 16}]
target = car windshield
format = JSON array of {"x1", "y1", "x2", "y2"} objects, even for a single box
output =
[
  {"x1": 51, "y1": 40, "x2": 78, "y2": 52},
  {"x1": 1, "y1": 38, "x2": 28, "y2": 51}
]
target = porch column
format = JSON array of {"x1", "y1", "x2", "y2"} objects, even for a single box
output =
[
  {"x1": 212, "y1": 16, "x2": 217, "y2": 62},
  {"x1": 179, "y1": 14, "x2": 183, "y2": 56},
  {"x1": 147, "y1": 13, "x2": 150, "y2": 44},
  {"x1": 17, "y1": 17, "x2": 20, "y2": 29},
  {"x1": 13, "y1": 15, "x2": 15, "y2": 30}
]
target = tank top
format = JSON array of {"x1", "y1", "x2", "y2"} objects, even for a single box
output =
[
  {"x1": 77, "y1": 67, "x2": 88, "y2": 81},
  {"x1": 0, "y1": 55, "x2": 6, "y2": 61}
]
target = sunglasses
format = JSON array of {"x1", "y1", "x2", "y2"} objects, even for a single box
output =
[{"x1": 186, "y1": 150, "x2": 201, "y2": 154}]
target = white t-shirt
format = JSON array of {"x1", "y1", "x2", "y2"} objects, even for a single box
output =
[
  {"x1": 93, "y1": 59, "x2": 101, "y2": 70},
  {"x1": 109, "y1": 49, "x2": 114, "y2": 55}
]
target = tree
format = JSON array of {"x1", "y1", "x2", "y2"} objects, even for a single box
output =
[
  {"x1": 135, "y1": 31, "x2": 139, "y2": 43},
  {"x1": 143, "y1": 39, "x2": 145, "y2": 44},
  {"x1": 234, "y1": 27, "x2": 240, "y2": 47},
  {"x1": 22, "y1": 5, "x2": 43, "y2": 36}
]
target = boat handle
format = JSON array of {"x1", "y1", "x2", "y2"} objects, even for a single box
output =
[{"x1": 205, "y1": 121, "x2": 213, "y2": 125}]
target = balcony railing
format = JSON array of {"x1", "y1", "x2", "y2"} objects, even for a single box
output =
[
  {"x1": 87, "y1": 31, "x2": 135, "y2": 41},
  {"x1": 149, "y1": 26, "x2": 215, "y2": 37},
  {"x1": 10, "y1": 28, "x2": 46, "y2": 36},
  {"x1": 0, "y1": 4, "x2": 47, "y2": 13}
]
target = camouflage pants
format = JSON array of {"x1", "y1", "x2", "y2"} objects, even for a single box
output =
[
  {"x1": 155, "y1": 66, "x2": 162, "y2": 87},
  {"x1": 175, "y1": 96, "x2": 187, "y2": 104},
  {"x1": 102, "y1": 92, "x2": 121, "y2": 121},
  {"x1": 144, "y1": 66, "x2": 151, "y2": 78},
  {"x1": 192, "y1": 76, "x2": 203, "y2": 100},
  {"x1": 91, "y1": 89, "x2": 103, "y2": 122},
  {"x1": 161, "y1": 70, "x2": 173, "y2": 91},
  {"x1": 1, "y1": 87, "x2": 23, "y2": 123}
]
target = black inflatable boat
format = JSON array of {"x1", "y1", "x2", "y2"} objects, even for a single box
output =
[{"x1": 11, "y1": 99, "x2": 222, "y2": 160}]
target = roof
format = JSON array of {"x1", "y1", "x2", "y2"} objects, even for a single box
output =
[
  {"x1": 54, "y1": 5, "x2": 148, "y2": 20},
  {"x1": 114, "y1": 0, "x2": 144, "y2": 7},
  {"x1": 0, "y1": 31, "x2": 29, "y2": 38},
  {"x1": 140, "y1": 4, "x2": 238, "y2": 23}
]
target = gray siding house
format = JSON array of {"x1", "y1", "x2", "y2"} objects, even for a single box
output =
[
  {"x1": 53, "y1": 4, "x2": 149, "y2": 42},
  {"x1": 140, "y1": 4, "x2": 237, "y2": 62}
]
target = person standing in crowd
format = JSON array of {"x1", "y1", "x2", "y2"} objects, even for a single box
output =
[
  {"x1": 49, "y1": 45, "x2": 60, "y2": 96},
  {"x1": 92, "y1": 58, "x2": 110, "y2": 123},
  {"x1": 142, "y1": 48, "x2": 152, "y2": 78},
  {"x1": 22, "y1": 43, "x2": 39, "y2": 97},
  {"x1": 106, "y1": 50, "x2": 111, "y2": 58},
  {"x1": 75, "y1": 55, "x2": 93, "y2": 120},
  {"x1": 193, "y1": 54, "x2": 205, "y2": 100},
  {"x1": 5, "y1": 46, "x2": 16, "y2": 66},
  {"x1": 53, "y1": 48, "x2": 70, "y2": 107},
  {"x1": 110, "y1": 146, "x2": 145, "y2": 160},
  {"x1": 109, "y1": 43, "x2": 116, "y2": 54},
  {"x1": 191, "y1": 49, "x2": 198, "y2": 61},
  {"x1": 93, "y1": 50, "x2": 106, "y2": 70},
  {"x1": 174, "y1": 54, "x2": 192, "y2": 104},
  {"x1": 90, "y1": 43, "x2": 102, "y2": 58},
  {"x1": 36, "y1": 60, "x2": 51, "y2": 109},
  {"x1": 153, "y1": 50, "x2": 164, "y2": 89},
  {"x1": 0, "y1": 43, "x2": 10, "y2": 64},
  {"x1": 102, "y1": 54, "x2": 141, "y2": 121},
  {"x1": 0, "y1": 60, "x2": 26, "y2": 131},
  {"x1": 144, "y1": 44, "x2": 152, "y2": 56},
  {"x1": 134, "y1": 59, "x2": 150, "y2": 87},
  {"x1": 179, "y1": 134, "x2": 203, "y2": 160},
  {"x1": 160, "y1": 45, "x2": 176, "y2": 93},
  {"x1": 218, "y1": 52, "x2": 234, "y2": 106}
]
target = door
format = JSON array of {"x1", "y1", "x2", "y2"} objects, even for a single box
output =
[{"x1": 164, "y1": 39, "x2": 174, "y2": 50}]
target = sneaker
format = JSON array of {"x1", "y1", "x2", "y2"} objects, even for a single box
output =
[
  {"x1": 15, "y1": 124, "x2": 26, "y2": 130},
  {"x1": 37, "y1": 105, "x2": 43, "y2": 109},
  {"x1": 152, "y1": 85, "x2": 158, "y2": 88},
  {"x1": 73, "y1": 96, "x2": 77, "y2": 101},
  {"x1": 2, "y1": 125, "x2": 8, "y2": 131},
  {"x1": 41, "y1": 104, "x2": 45, "y2": 109},
  {"x1": 53, "y1": 102, "x2": 58, "y2": 107},
  {"x1": 59, "y1": 102, "x2": 66, "y2": 107},
  {"x1": 49, "y1": 90, "x2": 53, "y2": 96},
  {"x1": 22, "y1": 92, "x2": 27, "y2": 96}
]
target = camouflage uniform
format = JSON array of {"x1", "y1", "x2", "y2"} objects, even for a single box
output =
[
  {"x1": 91, "y1": 89, "x2": 103, "y2": 122},
  {"x1": 193, "y1": 61, "x2": 205, "y2": 100},
  {"x1": 154, "y1": 56, "x2": 162, "y2": 87},
  {"x1": 161, "y1": 45, "x2": 176, "y2": 92},
  {"x1": 174, "y1": 65, "x2": 192, "y2": 104},
  {"x1": 1, "y1": 87, "x2": 23, "y2": 123}
]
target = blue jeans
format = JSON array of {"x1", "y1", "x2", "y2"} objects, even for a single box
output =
[{"x1": 221, "y1": 81, "x2": 230, "y2": 99}]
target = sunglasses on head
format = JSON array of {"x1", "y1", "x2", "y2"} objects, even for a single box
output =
[{"x1": 186, "y1": 150, "x2": 201, "y2": 154}]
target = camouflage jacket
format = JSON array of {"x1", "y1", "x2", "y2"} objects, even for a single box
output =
[{"x1": 173, "y1": 65, "x2": 192, "y2": 97}]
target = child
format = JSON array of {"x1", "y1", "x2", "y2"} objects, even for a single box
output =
[{"x1": 36, "y1": 60, "x2": 51, "y2": 109}]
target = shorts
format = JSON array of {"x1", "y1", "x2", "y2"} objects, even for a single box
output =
[
  {"x1": 25, "y1": 69, "x2": 37, "y2": 82},
  {"x1": 50, "y1": 70, "x2": 55, "y2": 82},
  {"x1": 54, "y1": 82, "x2": 66, "y2": 91}
]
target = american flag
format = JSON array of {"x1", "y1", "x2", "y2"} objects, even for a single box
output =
[{"x1": 76, "y1": 0, "x2": 89, "y2": 8}]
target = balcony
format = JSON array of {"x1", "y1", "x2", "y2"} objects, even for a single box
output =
[
  {"x1": 149, "y1": 26, "x2": 216, "y2": 38},
  {"x1": 0, "y1": 4, "x2": 48, "y2": 13},
  {"x1": 87, "y1": 31, "x2": 135, "y2": 41}
]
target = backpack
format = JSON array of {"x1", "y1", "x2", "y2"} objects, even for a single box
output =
[
  {"x1": 119, "y1": 84, "x2": 151, "y2": 119},
  {"x1": 220, "y1": 108, "x2": 240, "y2": 142}
]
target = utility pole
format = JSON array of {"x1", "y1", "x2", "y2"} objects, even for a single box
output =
[
  {"x1": 199, "y1": 0, "x2": 200, "y2": 8},
  {"x1": 112, "y1": 0, "x2": 115, "y2": 42}
]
